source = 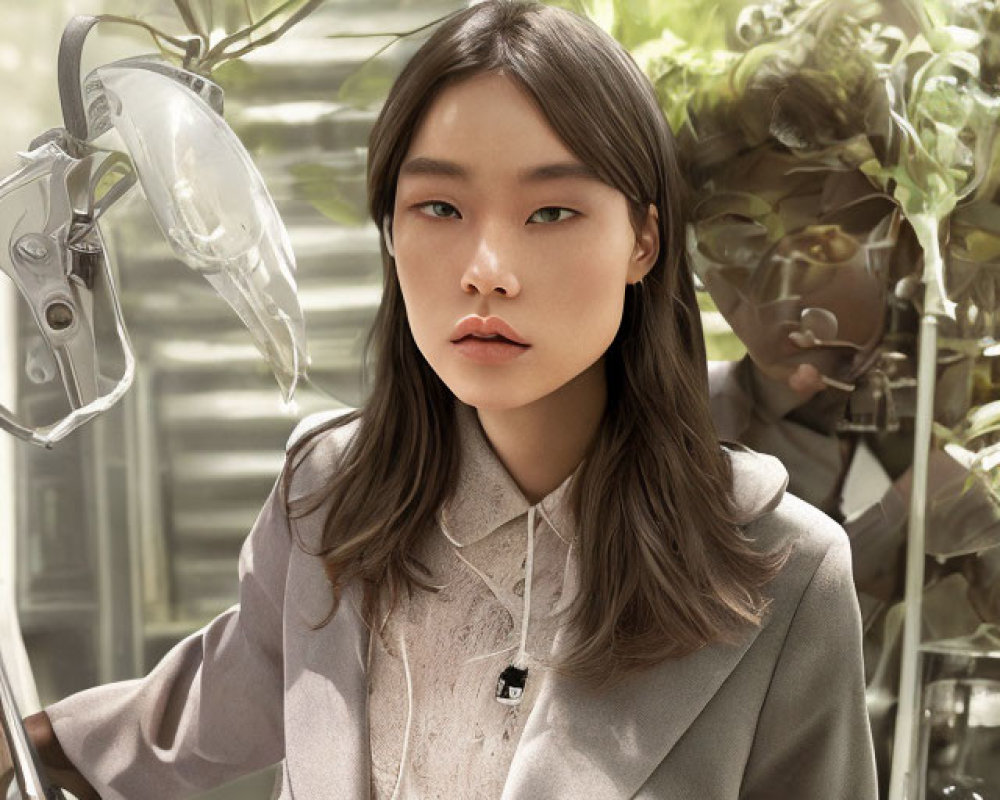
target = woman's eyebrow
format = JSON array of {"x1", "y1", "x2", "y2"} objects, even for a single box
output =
[{"x1": 399, "y1": 156, "x2": 601, "y2": 185}]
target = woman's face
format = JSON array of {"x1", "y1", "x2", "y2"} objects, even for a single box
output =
[{"x1": 391, "y1": 70, "x2": 658, "y2": 412}]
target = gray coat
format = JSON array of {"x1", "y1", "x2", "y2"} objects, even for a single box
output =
[{"x1": 45, "y1": 407, "x2": 877, "y2": 799}]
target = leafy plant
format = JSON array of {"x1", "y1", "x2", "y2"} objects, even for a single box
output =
[{"x1": 97, "y1": 0, "x2": 327, "y2": 76}]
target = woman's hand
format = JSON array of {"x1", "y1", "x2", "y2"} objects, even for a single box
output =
[
  {"x1": 1, "y1": 722, "x2": 13, "y2": 797},
  {"x1": 22, "y1": 712, "x2": 100, "y2": 800},
  {"x1": 785, "y1": 362, "x2": 828, "y2": 398}
]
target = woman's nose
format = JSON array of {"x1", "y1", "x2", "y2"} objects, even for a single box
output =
[
  {"x1": 461, "y1": 270, "x2": 520, "y2": 296},
  {"x1": 460, "y1": 246, "x2": 521, "y2": 297}
]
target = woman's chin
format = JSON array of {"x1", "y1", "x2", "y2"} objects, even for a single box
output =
[
  {"x1": 442, "y1": 373, "x2": 553, "y2": 414},
  {"x1": 449, "y1": 387, "x2": 537, "y2": 413}
]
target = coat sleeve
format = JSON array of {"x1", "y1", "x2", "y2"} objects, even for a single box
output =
[
  {"x1": 739, "y1": 533, "x2": 879, "y2": 800},
  {"x1": 43, "y1": 472, "x2": 293, "y2": 800}
]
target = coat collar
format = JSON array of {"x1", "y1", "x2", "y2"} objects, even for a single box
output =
[{"x1": 726, "y1": 444, "x2": 789, "y2": 525}]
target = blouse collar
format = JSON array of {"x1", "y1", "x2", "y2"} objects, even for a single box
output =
[{"x1": 441, "y1": 401, "x2": 577, "y2": 548}]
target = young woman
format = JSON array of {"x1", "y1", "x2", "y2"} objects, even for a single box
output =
[{"x1": 2, "y1": 1, "x2": 877, "y2": 797}]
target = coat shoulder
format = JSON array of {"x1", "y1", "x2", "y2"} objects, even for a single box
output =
[
  {"x1": 748, "y1": 490, "x2": 851, "y2": 590},
  {"x1": 284, "y1": 408, "x2": 362, "y2": 502}
]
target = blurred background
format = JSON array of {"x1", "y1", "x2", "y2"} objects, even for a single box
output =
[
  {"x1": 0, "y1": 2, "x2": 471, "y2": 797},
  {"x1": 4, "y1": 0, "x2": 1000, "y2": 798}
]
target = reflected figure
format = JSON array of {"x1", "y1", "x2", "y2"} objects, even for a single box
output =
[
  {"x1": 702, "y1": 206, "x2": 1000, "y2": 792},
  {"x1": 672, "y1": 0, "x2": 1000, "y2": 792}
]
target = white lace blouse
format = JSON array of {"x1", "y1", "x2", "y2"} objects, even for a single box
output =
[{"x1": 368, "y1": 402, "x2": 578, "y2": 799}]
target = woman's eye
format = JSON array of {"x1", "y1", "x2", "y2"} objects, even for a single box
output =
[
  {"x1": 417, "y1": 201, "x2": 460, "y2": 219},
  {"x1": 414, "y1": 202, "x2": 577, "y2": 224},
  {"x1": 528, "y1": 207, "x2": 577, "y2": 224}
]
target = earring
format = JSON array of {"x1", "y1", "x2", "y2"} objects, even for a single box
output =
[{"x1": 382, "y1": 215, "x2": 395, "y2": 258}]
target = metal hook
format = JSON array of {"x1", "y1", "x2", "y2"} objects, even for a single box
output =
[{"x1": 57, "y1": 16, "x2": 101, "y2": 144}]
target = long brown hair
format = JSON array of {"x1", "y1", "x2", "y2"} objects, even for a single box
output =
[{"x1": 284, "y1": 0, "x2": 787, "y2": 689}]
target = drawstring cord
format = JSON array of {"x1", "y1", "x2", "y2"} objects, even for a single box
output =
[
  {"x1": 535, "y1": 501, "x2": 566, "y2": 542},
  {"x1": 439, "y1": 502, "x2": 556, "y2": 666},
  {"x1": 437, "y1": 500, "x2": 568, "y2": 705},
  {"x1": 383, "y1": 499, "x2": 568, "y2": 792},
  {"x1": 390, "y1": 631, "x2": 414, "y2": 800},
  {"x1": 514, "y1": 506, "x2": 536, "y2": 670},
  {"x1": 494, "y1": 507, "x2": 535, "y2": 704}
]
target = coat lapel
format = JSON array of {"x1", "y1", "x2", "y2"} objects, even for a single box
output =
[
  {"x1": 502, "y1": 436, "x2": 787, "y2": 799},
  {"x1": 501, "y1": 584, "x2": 765, "y2": 799}
]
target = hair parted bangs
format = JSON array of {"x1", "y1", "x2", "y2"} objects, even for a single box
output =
[{"x1": 282, "y1": 0, "x2": 789, "y2": 690}]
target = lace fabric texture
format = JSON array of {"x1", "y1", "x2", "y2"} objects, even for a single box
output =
[{"x1": 368, "y1": 504, "x2": 575, "y2": 799}]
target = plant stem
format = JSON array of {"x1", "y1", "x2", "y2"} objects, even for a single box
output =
[
  {"x1": 911, "y1": 212, "x2": 957, "y2": 319},
  {"x1": 94, "y1": 14, "x2": 189, "y2": 53},
  {"x1": 171, "y1": 0, "x2": 207, "y2": 43},
  {"x1": 203, "y1": 0, "x2": 323, "y2": 62}
]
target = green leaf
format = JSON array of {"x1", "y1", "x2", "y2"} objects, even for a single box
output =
[
  {"x1": 210, "y1": 57, "x2": 256, "y2": 94},
  {"x1": 926, "y1": 25, "x2": 982, "y2": 55},
  {"x1": 289, "y1": 163, "x2": 367, "y2": 226}
]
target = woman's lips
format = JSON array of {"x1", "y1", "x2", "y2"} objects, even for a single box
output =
[
  {"x1": 450, "y1": 315, "x2": 528, "y2": 345},
  {"x1": 452, "y1": 336, "x2": 530, "y2": 364}
]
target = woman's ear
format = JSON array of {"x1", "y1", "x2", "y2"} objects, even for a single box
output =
[
  {"x1": 628, "y1": 203, "x2": 659, "y2": 284},
  {"x1": 382, "y1": 215, "x2": 395, "y2": 258}
]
